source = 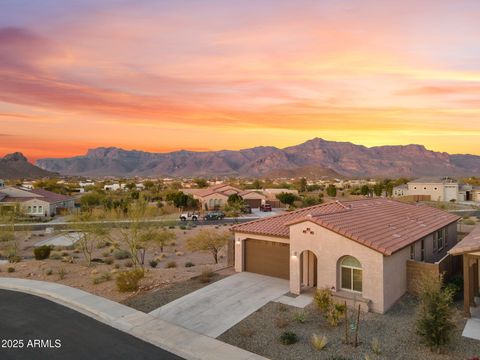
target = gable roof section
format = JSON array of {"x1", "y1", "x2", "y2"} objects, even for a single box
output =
[
  {"x1": 449, "y1": 225, "x2": 480, "y2": 255},
  {"x1": 0, "y1": 187, "x2": 73, "y2": 204},
  {"x1": 232, "y1": 198, "x2": 460, "y2": 255}
]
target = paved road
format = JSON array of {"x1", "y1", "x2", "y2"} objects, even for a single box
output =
[{"x1": 0, "y1": 290, "x2": 183, "y2": 360}]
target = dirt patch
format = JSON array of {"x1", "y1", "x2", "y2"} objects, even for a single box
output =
[
  {"x1": 0, "y1": 225, "x2": 231, "y2": 303},
  {"x1": 123, "y1": 267, "x2": 235, "y2": 312},
  {"x1": 218, "y1": 295, "x2": 480, "y2": 360}
]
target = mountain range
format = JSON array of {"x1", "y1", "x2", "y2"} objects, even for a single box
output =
[
  {"x1": 0, "y1": 152, "x2": 55, "y2": 179},
  {"x1": 33, "y1": 138, "x2": 480, "y2": 178}
]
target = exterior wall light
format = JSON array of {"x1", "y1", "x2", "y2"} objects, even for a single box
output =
[
  {"x1": 291, "y1": 251, "x2": 298, "y2": 258},
  {"x1": 235, "y1": 239, "x2": 241, "y2": 245}
]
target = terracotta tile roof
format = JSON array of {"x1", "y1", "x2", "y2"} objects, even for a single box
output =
[
  {"x1": 232, "y1": 198, "x2": 460, "y2": 255},
  {"x1": 449, "y1": 225, "x2": 480, "y2": 255}
]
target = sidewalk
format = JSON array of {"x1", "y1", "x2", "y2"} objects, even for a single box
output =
[{"x1": 0, "y1": 277, "x2": 267, "y2": 360}]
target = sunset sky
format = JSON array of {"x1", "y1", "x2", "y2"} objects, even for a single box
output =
[{"x1": 1, "y1": 0, "x2": 480, "y2": 162}]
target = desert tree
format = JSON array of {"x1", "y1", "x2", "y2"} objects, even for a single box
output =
[
  {"x1": 186, "y1": 228, "x2": 230, "y2": 264},
  {"x1": 70, "y1": 214, "x2": 110, "y2": 266}
]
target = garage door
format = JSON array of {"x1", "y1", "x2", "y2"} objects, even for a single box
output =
[
  {"x1": 244, "y1": 199, "x2": 262, "y2": 209},
  {"x1": 244, "y1": 239, "x2": 289, "y2": 279}
]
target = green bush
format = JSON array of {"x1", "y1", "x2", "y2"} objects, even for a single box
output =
[
  {"x1": 8, "y1": 255, "x2": 21, "y2": 263},
  {"x1": 7, "y1": 267, "x2": 15, "y2": 273},
  {"x1": 116, "y1": 269, "x2": 144, "y2": 292},
  {"x1": 416, "y1": 273, "x2": 455, "y2": 352},
  {"x1": 280, "y1": 331, "x2": 298, "y2": 345},
  {"x1": 45, "y1": 268, "x2": 53, "y2": 276},
  {"x1": 149, "y1": 259, "x2": 158, "y2": 268},
  {"x1": 33, "y1": 245, "x2": 51, "y2": 260},
  {"x1": 314, "y1": 288, "x2": 345, "y2": 326},
  {"x1": 113, "y1": 249, "x2": 130, "y2": 260},
  {"x1": 185, "y1": 261, "x2": 195, "y2": 268}
]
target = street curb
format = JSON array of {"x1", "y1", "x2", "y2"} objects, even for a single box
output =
[{"x1": 0, "y1": 278, "x2": 268, "y2": 360}]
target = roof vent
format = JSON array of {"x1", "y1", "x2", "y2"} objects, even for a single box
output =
[{"x1": 306, "y1": 214, "x2": 313, "y2": 218}]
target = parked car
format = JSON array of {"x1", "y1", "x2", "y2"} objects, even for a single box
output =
[
  {"x1": 180, "y1": 212, "x2": 199, "y2": 221},
  {"x1": 260, "y1": 204, "x2": 272, "y2": 212},
  {"x1": 203, "y1": 211, "x2": 225, "y2": 220}
]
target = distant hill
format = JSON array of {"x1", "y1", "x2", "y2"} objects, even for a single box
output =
[
  {"x1": 0, "y1": 152, "x2": 55, "y2": 179},
  {"x1": 35, "y1": 138, "x2": 480, "y2": 178}
]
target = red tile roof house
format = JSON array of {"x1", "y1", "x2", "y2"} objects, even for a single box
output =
[
  {"x1": 232, "y1": 198, "x2": 460, "y2": 313},
  {"x1": 183, "y1": 184, "x2": 266, "y2": 210},
  {"x1": 0, "y1": 186, "x2": 75, "y2": 217}
]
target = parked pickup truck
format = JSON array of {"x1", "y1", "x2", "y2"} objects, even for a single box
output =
[
  {"x1": 203, "y1": 211, "x2": 225, "y2": 220},
  {"x1": 179, "y1": 212, "x2": 199, "y2": 221}
]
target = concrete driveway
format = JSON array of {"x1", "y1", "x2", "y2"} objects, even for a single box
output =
[{"x1": 149, "y1": 272, "x2": 289, "y2": 338}]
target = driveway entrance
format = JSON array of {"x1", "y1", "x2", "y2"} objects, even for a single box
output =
[{"x1": 149, "y1": 272, "x2": 289, "y2": 338}]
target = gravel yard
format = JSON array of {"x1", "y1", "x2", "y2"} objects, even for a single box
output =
[
  {"x1": 218, "y1": 294, "x2": 480, "y2": 360},
  {"x1": 122, "y1": 267, "x2": 235, "y2": 312}
]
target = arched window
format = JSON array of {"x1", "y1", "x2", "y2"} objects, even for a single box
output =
[{"x1": 340, "y1": 256, "x2": 362, "y2": 293}]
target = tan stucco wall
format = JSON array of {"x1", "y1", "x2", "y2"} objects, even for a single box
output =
[
  {"x1": 288, "y1": 222, "x2": 386, "y2": 313},
  {"x1": 383, "y1": 246, "x2": 409, "y2": 311}
]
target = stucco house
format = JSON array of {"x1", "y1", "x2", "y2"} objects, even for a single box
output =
[
  {"x1": 183, "y1": 184, "x2": 266, "y2": 210},
  {"x1": 0, "y1": 186, "x2": 75, "y2": 217},
  {"x1": 232, "y1": 198, "x2": 459, "y2": 314}
]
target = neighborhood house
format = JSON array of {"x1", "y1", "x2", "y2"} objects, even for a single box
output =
[
  {"x1": 232, "y1": 198, "x2": 459, "y2": 313},
  {"x1": 0, "y1": 185, "x2": 75, "y2": 217}
]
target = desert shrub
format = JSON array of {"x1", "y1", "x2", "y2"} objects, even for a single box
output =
[
  {"x1": 179, "y1": 225, "x2": 187, "y2": 230},
  {"x1": 463, "y1": 219, "x2": 476, "y2": 225},
  {"x1": 8, "y1": 255, "x2": 21, "y2": 263},
  {"x1": 185, "y1": 261, "x2": 195, "y2": 267},
  {"x1": 93, "y1": 272, "x2": 112, "y2": 285},
  {"x1": 7, "y1": 267, "x2": 15, "y2": 273},
  {"x1": 275, "y1": 316, "x2": 289, "y2": 328},
  {"x1": 168, "y1": 225, "x2": 175, "y2": 229},
  {"x1": 293, "y1": 310, "x2": 307, "y2": 323},
  {"x1": 176, "y1": 251, "x2": 184, "y2": 256},
  {"x1": 371, "y1": 337, "x2": 381, "y2": 355},
  {"x1": 280, "y1": 331, "x2": 298, "y2": 345},
  {"x1": 61, "y1": 251, "x2": 69, "y2": 256},
  {"x1": 104, "y1": 257, "x2": 114, "y2": 265},
  {"x1": 113, "y1": 249, "x2": 130, "y2": 260},
  {"x1": 277, "y1": 303, "x2": 288, "y2": 312},
  {"x1": 314, "y1": 287, "x2": 332, "y2": 312},
  {"x1": 102, "y1": 251, "x2": 110, "y2": 257},
  {"x1": 45, "y1": 268, "x2": 53, "y2": 276},
  {"x1": 91, "y1": 258, "x2": 105, "y2": 263},
  {"x1": 416, "y1": 273, "x2": 455, "y2": 352},
  {"x1": 33, "y1": 245, "x2": 51, "y2": 260},
  {"x1": 198, "y1": 269, "x2": 214, "y2": 283},
  {"x1": 116, "y1": 269, "x2": 144, "y2": 292},
  {"x1": 58, "y1": 267, "x2": 66, "y2": 280},
  {"x1": 165, "y1": 261, "x2": 177, "y2": 269},
  {"x1": 314, "y1": 288, "x2": 345, "y2": 326},
  {"x1": 114, "y1": 263, "x2": 121, "y2": 269},
  {"x1": 149, "y1": 259, "x2": 158, "y2": 268},
  {"x1": 311, "y1": 333, "x2": 328, "y2": 351},
  {"x1": 125, "y1": 260, "x2": 133, "y2": 268}
]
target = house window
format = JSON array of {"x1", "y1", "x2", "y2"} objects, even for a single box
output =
[
  {"x1": 445, "y1": 227, "x2": 448, "y2": 246},
  {"x1": 27, "y1": 206, "x2": 32, "y2": 213},
  {"x1": 437, "y1": 229, "x2": 444, "y2": 251},
  {"x1": 410, "y1": 245, "x2": 415, "y2": 260},
  {"x1": 340, "y1": 256, "x2": 362, "y2": 293},
  {"x1": 33, "y1": 206, "x2": 37, "y2": 213},
  {"x1": 38, "y1": 205, "x2": 43, "y2": 214},
  {"x1": 421, "y1": 239, "x2": 425, "y2": 261}
]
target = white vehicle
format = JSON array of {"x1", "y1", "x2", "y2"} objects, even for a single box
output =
[{"x1": 179, "y1": 212, "x2": 199, "y2": 221}]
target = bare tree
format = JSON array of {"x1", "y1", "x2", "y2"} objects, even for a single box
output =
[{"x1": 187, "y1": 229, "x2": 230, "y2": 264}]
